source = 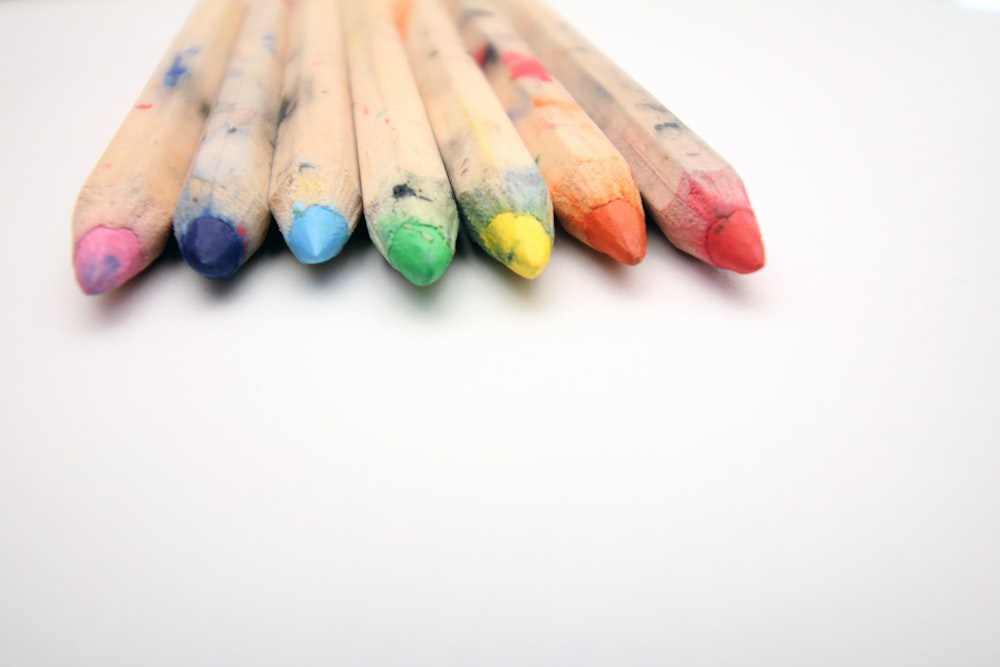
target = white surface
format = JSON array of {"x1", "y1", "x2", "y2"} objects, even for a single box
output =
[
  {"x1": 1, "y1": 0, "x2": 999, "y2": 665},
  {"x1": 956, "y1": 0, "x2": 1000, "y2": 11}
]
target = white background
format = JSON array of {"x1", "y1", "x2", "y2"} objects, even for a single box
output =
[{"x1": 1, "y1": 0, "x2": 998, "y2": 665}]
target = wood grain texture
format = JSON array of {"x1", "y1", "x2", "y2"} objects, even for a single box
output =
[
  {"x1": 499, "y1": 0, "x2": 765, "y2": 273},
  {"x1": 344, "y1": 0, "x2": 459, "y2": 286},
  {"x1": 71, "y1": 0, "x2": 245, "y2": 292},
  {"x1": 450, "y1": 0, "x2": 646, "y2": 265},
  {"x1": 174, "y1": 0, "x2": 289, "y2": 278},
  {"x1": 268, "y1": 0, "x2": 362, "y2": 265},
  {"x1": 396, "y1": 0, "x2": 554, "y2": 279}
]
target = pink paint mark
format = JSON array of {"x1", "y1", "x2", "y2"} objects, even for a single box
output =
[
  {"x1": 502, "y1": 51, "x2": 551, "y2": 81},
  {"x1": 236, "y1": 225, "x2": 247, "y2": 238},
  {"x1": 103, "y1": 162, "x2": 113, "y2": 170},
  {"x1": 73, "y1": 226, "x2": 144, "y2": 295},
  {"x1": 472, "y1": 45, "x2": 489, "y2": 67},
  {"x1": 680, "y1": 172, "x2": 748, "y2": 232},
  {"x1": 664, "y1": 170, "x2": 764, "y2": 273},
  {"x1": 363, "y1": 104, "x2": 370, "y2": 115},
  {"x1": 135, "y1": 103, "x2": 153, "y2": 110}
]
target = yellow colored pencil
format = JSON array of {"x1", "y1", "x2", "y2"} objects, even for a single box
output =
[
  {"x1": 71, "y1": 0, "x2": 245, "y2": 294},
  {"x1": 395, "y1": 0, "x2": 554, "y2": 279},
  {"x1": 344, "y1": 0, "x2": 460, "y2": 286},
  {"x1": 450, "y1": 0, "x2": 646, "y2": 265},
  {"x1": 174, "y1": 0, "x2": 290, "y2": 279},
  {"x1": 499, "y1": 0, "x2": 765, "y2": 273},
  {"x1": 269, "y1": 0, "x2": 363, "y2": 265}
]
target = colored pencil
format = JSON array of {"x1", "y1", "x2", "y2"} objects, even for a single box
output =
[
  {"x1": 344, "y1": 0, "x2": 459, "y2": 286},
  {"x1": 269, "y1": 0, "x2": 362, "y2": 265},
  {"x1": 396, "y1": 0, "x2": 554, "y2": 279},
  {"x1": 499, "y1": 0, "x2": 765, "y2": 273},
  {"x1": 450, "y1": 0, "x2": 646, "y2": 265},
  {"x1": 174, "y1": 0, "x2": 289, "y2": 279},
  {"x1": 70, "y1": 0, "x2": 246, "y2": 294}
]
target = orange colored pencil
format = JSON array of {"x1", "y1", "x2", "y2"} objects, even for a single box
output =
[
  {"x1": 450, "y1": 0, "x2": 645, "y2": 264},
  {"x1": 500, "y1": 0, "x2": 765, "y2": 273}
]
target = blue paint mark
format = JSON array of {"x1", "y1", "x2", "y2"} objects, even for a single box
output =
[
  {"x1": 82, "y1": 262, "x2": 98, "y2": 283},
  {"x1": 81, "y1": 254, "x2": 120, "y2": 289},
  {"x1": 164, "y1": 55, "x2": 189, "y2": 88},
  {"x1": 185, "y1": 46, "x2": 201, "y2": 56},
  {"x1": 261, "y1": 34, "x2": 276, "y2": 55}
]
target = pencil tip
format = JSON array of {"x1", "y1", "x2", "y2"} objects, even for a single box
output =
[
  {"x1": 287, "y1": 205, "x2": 350, "y2": 264},
  {"x1": 387, "y1": 222, "x2": 454, "y2": 286},
  {"x1": 178, "y1": 216, "x2": 244, "y2": 279},
  {"x1": 482, "y1": 212, "x2": 553, "y2": 279},
  {"x1": 73, "y1": 226, "x2": 144, "y2": 294},
  {"x1": 705, "y1": 209, "x2": 765, "y2": 274},
  {"x1": 582, "y1": 199, "x2": 646, "y2": 265}
]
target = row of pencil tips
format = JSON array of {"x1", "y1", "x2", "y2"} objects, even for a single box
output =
[{"x1": 71, "y1": 0, "x2": 765, "y2": 295}]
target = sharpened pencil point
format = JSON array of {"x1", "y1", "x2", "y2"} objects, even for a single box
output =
[
  {"x1": 387, "y1": 222, "x2": 453, "y2": 286},
  {"x1": 582, "y1": 199, "x2": 646, "y2": 265},
  {"x1": 705, "y1": 209, "x2": 765, "y2": 274},
  {"x1": 179, "y1": 216, "x2": 244, "y2": 278},
  {"x1": 287, "y1": 205, "x2": 350, "y2": 264},
  {"x1": 73, "y1": 226, "x2": 144, "y2": 295},
  {"x1": 482, "y1": 212, "x2": 553, "y2": 279}
]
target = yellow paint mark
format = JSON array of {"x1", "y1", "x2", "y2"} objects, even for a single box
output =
[
  {"x1": 482, "y1": 212, "x2": 552, "y2": 279},
  {"x1": 461, "y1": 104, "x2": 492, "y2": 162},
  {"x1": 298, "y1": 175, "x2": 325, "y2": 199}
]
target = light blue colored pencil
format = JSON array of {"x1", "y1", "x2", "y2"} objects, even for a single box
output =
[{"x1": 269, "y1": 0, "x2": 363, "y2": 265}]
